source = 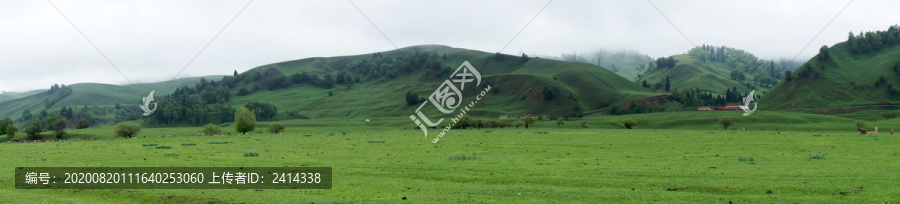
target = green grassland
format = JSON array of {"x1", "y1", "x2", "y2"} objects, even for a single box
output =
[{"x1": 1, "y1": 115, "x2": 899, "y2": 203}]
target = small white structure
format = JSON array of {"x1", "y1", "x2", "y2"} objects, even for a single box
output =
[{"x1": 365, "y1": 119, "x2": 370, "y2": 123}]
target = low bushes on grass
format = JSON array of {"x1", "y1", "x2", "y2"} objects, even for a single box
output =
[
  {"x1": 808, "y1": 152, "x2": 828, "y2": 160},
  {"x1": 367, "y1": 140, "x2": 385, "y2": 143},
  {"x1": 738, "y1": 156, "x2": 755, "y2": 162},
  {"x1": 244, "y1": 151, "x2": 260, "y2": 157},
  {"x1": 155, "y1": 145, "x2": 172, "y2": 149},
  {"x1": 142, "y1": 143, "x2": 158, "y2": 146},
  {"x1": 181, "y1": 143, "x2": 196, "y2": 146},
  {"x1": 207, "y1": 141, "x2": 231, "y2": 144},
  {"x1": 203, "y1": 124, "x2": 221, "y2": 135},
  {"x1": 268, "y1": 123, "x2": 285, "y2": 134},
  {"x1": 448, "y1": 153, "x2": 479, "y2": 161},
  {"x1": 164, "y1": 152, "x2": 177, "y2": 157}
]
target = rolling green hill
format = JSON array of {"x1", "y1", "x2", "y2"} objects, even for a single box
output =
[
  {"x1": 0, "y1": 76, "x2": 224, "y2": 123},
  {"x1": 0, "y1": 90, "x2": 43, "y2": 102},
  {"x1": 762, "y1": 25, "x2": 900, "y2": 113},
  {"x1": 227, "y1": 45, "x2": 661, "y2": 120},
  {"x1": 636, "y1": 46, "x2": 783, "y2": 95}
]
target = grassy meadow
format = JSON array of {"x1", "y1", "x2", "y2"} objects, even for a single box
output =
[{"x1": 1, "y1": 112, "x2": 899, "y2": 203}]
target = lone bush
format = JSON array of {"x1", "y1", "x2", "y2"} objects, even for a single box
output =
[
  {"x1": 6, "y1": 124, "x2": 17, "y2": 140},
  {"x1": 25, "y1": 119, "x2": 41, "y2": 140},
  {"x1": 719, "y1": 115, "x2": 734, "y2": 130},
  {"x1": 855, "y1": 120, "x2": 867, "y2": 130},
  {"x1": 622, "y1": 118, "x2": 637, "y2": 129},
  {"x1": 268, "y1": 123, "x2": 285, "y2": 134},
  {"x1": 76, "y1": 118, "x2": 90, "y2": 129},
  {"x1": 114, "y1": 123, "x2": 141, "y2": 138},
  {"x1": 203, "y1": 124, "x2": 221, "y2": 135}
]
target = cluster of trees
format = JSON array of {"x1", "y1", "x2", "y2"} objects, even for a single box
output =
[
  {"x1": 884, "y1": 63, "x2": 900, "y2": 97},
  {"x1": 347, "y1": 51, "x2": 441, "y2": 82},
  {"x1": 13, "y1": 106, "x2": 93, "y2": 140},
  {"x1": 0, "y1": 118, "x2": 13, "y2": 137},
  {"x1": 244, "y1": 101, "x2": 277, "y2": 121},
  {"x1": 847, "y1": 25, "x2": 900, "y2": 54},
  {"x1": 655, "y1": 56, "x2": 677, "y2": 69},
  {"x1": 669, "y1": 87, "x2": 751, "y2": 108},
  {"x1": 641, "y1": 76, "x2": 671, "y2": 92},
  {"x1": 542, "y1": 87, "x2": 555, "y2": 100},
  {"x1": 148, "y1": 76, "x2": 279, "y2": 126},
  {"x1": 689, "y1": 45, "x2": 785, "y2": 81},
  {"x1": 405, "y1": 91, "x2": 424, "y2": 105},
  {"x1": 730, "y1": 70, "x2": 747, "y2": 81},
  {"x1": 42, "y1": 85, "x2": 72, "y2": 109},
  {"x1": 609, "y1": 100, "x2": 665, "y2": 115},
  {"x1": 149, "y1": 78, "x2": 233, "y2": 126},
  {"x1": 449, "y1": 115, "x2": 539, "y2": 129}
]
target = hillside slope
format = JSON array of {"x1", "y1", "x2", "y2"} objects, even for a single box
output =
[
  {"x1": 0, "y1": 90, "x2": 43, "y2": 102},
  {"x1": 637, "y1": 46, "x2": 783, "y2": 95},
  {"x1": 0, "y1": 76, "x2": 224, "y2": 122},
  {"x1": 762, "y1": 26, "x2": 900, "y2": 112},
  {"x1": 223, "y1": 45, "x2": 661, "y2": 120}
]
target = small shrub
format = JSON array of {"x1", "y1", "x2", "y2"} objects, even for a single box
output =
[
  {"x1": 244, "y1": 151, "x2": 260, "y2": 157},
  {"x1": 142, "y1": 143, "x2": 158, "y2": 146},
  {"x1": 855, "y1": 120, "x2": 867, "y2": 130},
  {"x1": 465, "y1": 144, "x2": 481, "y2": 147},
  {"x1": 164, "y1": 152, "x2": 177, "y2": 157},
  {"x1": 719, "y1": 115, "x2": 734, "y2": 129},
  {"x1": 622, "y1": 118, "x2": 637, "y2": 129},
  {"x1": 808, "y1": 152, "x2": 828, "y2": 160},
  {"x1": 367, "y1": 140, "x2": 386, "y2": 143},
  {"x1": 207, "y1": 141, "x2": 231, "y2": 144},
  {"x1": 738, "y1": 156, "x2": 755, "y2": 162},
  {"x1": 448, "y1": 153, "x2": 479, "y2": 161},
  {"x1": 268, "y1": 123, "x2": 285, "y2": 134},
  {"x1": 181, "y1": 143, "x2": 197, "y2": 146},
  {"x1": 302, "y1": 134, "x2": 312, "y2": 137},
  {"x1": 114, "y1": 123, "x2": 142, "y2": 138},
  {"x1": 203, "y1": 124, "x2": 221, "y2": 135},
  {"x1": 155, "y1": 145, "x2": 172, "y2": 149}
]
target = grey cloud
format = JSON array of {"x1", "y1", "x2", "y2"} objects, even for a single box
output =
[{"x1": 2, "y1": 0, "x2": 898, "y2": 92}]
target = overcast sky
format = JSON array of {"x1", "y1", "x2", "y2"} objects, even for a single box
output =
[{"x1": 2, "y1": 0, "x2": 898, "y2": 92}]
